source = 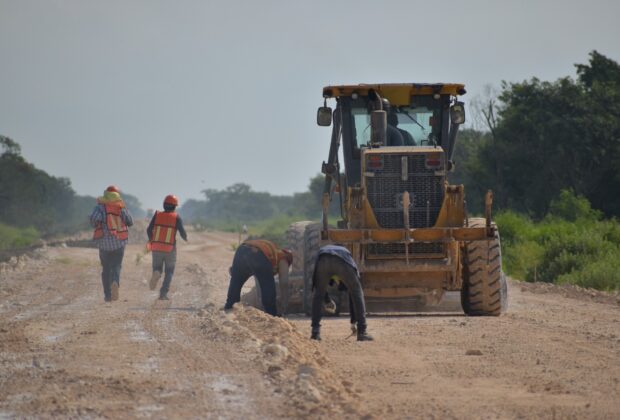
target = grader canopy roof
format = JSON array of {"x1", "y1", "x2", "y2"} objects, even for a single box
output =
[{"x1": 323, "y1": 83, "x2": 466, "y2": 106}]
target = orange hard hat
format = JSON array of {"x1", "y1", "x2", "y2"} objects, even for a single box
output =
[
  {"x1": 164, "y1": 194, "x2": 179, "y2": 206},
  {"x1": 106, "y1": 185, "x2": 120, "y2": 193}
]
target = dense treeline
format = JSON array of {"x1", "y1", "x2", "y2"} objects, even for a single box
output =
[
  {"x1": 0, "y1": 136, "x2": 144, "y2": 248},
  {"x1": 185, "y1": 51, "x2": 620, "y2": 228},
  {"x1": 180, "y1": 176, "x2": 340, "y2": 227},
  {"x1": 3, "y1": 51, "x2": 619, "y2": 289},
  {"x1": 448, "y1": 50, "x2": 620, "y2": 290},
  {"x1": 451, "y1": 51, "x2": 620, "y2": 218}
]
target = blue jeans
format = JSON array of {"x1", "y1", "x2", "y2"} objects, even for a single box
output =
[
  {"x1": 225, "y1": 244, "x2": 277, "y2": 316},
  {"x1": 99, "y1": 247, "x2": 125, "y2": 300},
  {"x1": 152, "y1": 249, "x2": 177, "y2": 296}
]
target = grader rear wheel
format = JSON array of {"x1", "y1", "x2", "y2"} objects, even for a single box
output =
[
  {"x1": 461, "y1": 218, "x2": 507, "y2": 316},
  {"x1": 285, "y1": 222, "x2": 321, "y2": 315}
]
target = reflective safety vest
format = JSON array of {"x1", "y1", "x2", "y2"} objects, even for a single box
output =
[
  {"x1": 150, "y1": 211, "x2": 178, "y2": 253},
  {"x1": 244, "y1": 239, "x2": 284, "y2": 274},
  {"x1": 93, "y1": 202, "x2": 129, "y2": 240}
]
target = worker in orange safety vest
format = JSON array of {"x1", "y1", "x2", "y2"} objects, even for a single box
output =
[
  {"x1": 224, "y1": 239, "x2": 292, "y2": 316},
  {"x1": 90, "y1": 185, "x2": 134, "y2": 302},
  {"x1": 147, "y1": 194, "x2": 187, "y2": 300}
]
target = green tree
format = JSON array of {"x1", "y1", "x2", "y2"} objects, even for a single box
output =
[
  {"x1": 449, "y1": 128, "x2": 493, "y2": 214},
  {"x1": 0, "y1": 136, "x2": 145, "y2": 239},
  {"x1": 0, "y1": 135, "x2": 21, "y2": 155},
  {"x1": 465, "y1": 51, "x2": 620, "y2": 218},
  {"x1": 123, "y1": 193, "x2": 146, "y2": 219},
  {"x1": 0, "y1": 145, "x2": 76, "y2": 235}
]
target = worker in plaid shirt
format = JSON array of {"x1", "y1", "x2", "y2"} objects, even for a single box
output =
[{"x1": 90, "y1": 186, "x2": 133, "y2": 302}]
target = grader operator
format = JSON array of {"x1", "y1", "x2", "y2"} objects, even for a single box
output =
[{"x1": 285, "y1": 83, "x2": 507, "y2": 316}]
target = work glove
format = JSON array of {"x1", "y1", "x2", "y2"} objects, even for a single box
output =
[{"x1": 323, "y1": 298, "x2": 337, "y2": 315}]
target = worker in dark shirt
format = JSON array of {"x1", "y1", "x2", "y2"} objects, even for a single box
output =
[
  {"x1": 375, "y1": 98, "x2": 404, "y2": 146},
  {"x1": 386, "y1": 124, "x2": 405, "y2": 146},
  {"x1": 311, "y1": 245, "x2": 373, "y2": 341},
  {"x1": 388, "y1": 110, "x2": 416, "y2": 145},
  {"x1": 147, "y1": 194, "x2": 188, "y2": 300}
]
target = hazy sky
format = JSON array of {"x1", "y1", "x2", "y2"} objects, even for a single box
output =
[{"x1": 1, "y1": 0, "x2": 619, "y2": 209}]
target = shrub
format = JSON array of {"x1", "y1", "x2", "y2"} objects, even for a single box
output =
[
  {"x1": 495, "y1": 210, "x2": 534, "y2": 246},
  {"x1": 502, "y1": 240, "x2": 544, "y2": 281},
  {"x1": 247, "y1": 214, "x2": 313, "y2": 247},
  {"x1": 0, "y1": 223, "x2": 40, "y2": 250},
  {"x1": 548, "y1": 189, "x2": 602, "y2": 222},
  {"x1": 534, "y1": 228, "x2": 607, "y2": 283},
  {"x1": 495, "y1": 195, "x2": 620, "y2": 291},
  {"x1": 557, "y1": 252, "x2": 620, "y2": 291}
]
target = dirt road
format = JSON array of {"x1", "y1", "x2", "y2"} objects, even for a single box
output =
[{"x1": 1, "y1": 230, "x2": 619, "y2": 418}]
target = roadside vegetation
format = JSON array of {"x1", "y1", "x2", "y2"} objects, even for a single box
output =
[
  {"x1": 0, "y1": 135, "x2": 145, "y2": 249},
  {"x1": 3, "y1": 51, "x2": 619, "y2": 291},
  {"x1": 452, "y1": 50, "x2": 620, "y2": 291},
  {"x1": 497, "y1": 191, "x2": 620, "y2": 291},
  {"x1": 452, "y1": 50, "x2": 620, "y2": 219},
  {"x1": 197, "y1": 214, "x2": 307, "y2": 247},
  {"x1": 180, "y1": 177, "x2": 336, "y2": 246},
  {"x1": 181, "y1": 51, "x2": 620, "y2": 292},
  {"x1": 0, "y1": 223, "x2": 40, "y2": 250}
]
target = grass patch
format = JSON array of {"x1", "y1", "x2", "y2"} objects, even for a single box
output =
[
  {"x1": 495, "y1": 191, "x2": 620, "y2": 291},
  {"x1": 0, "y1": 223, "x2": 40, "y2": 250},
  {"x1": 196, "y1": 214, "x2": 315, "y2": 247},
  {"x1": 246, "y1": 214, "x2": 315, "y2": 246},
  {"x1": 55, "y1": 256, "x2": 72, "y2": 265}
]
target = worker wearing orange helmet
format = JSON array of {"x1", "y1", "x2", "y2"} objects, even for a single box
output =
[
  {"x1": 147, "y1": 194, "x2": 188, "y2": 300},
  {"x1": 90, "y1": 185, "x2": 134, "y2": 302},
  {"x1": 224, "y1": 239, "x2": 292, "y2": 316},
  {"x1": 106, "y1": 185, "x2": 120, "y2": 193}
]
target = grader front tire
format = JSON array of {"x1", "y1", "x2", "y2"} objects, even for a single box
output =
[{"x1": 461, "y1": 218, "x2": 506, "y2": 316}]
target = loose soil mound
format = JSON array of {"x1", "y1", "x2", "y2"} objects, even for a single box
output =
[{"x1": 197, "y1": 304, "x2": 370, "y2": 418}]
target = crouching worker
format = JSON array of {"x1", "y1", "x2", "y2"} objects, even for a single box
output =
[
  {"x1": 147, "y1": 194, "x2": 187, "y2": 300},
  {"x1": 311, "y1": 245, "x2": 373, "y2": 342},
  {"x1": 224, "y1": 239, "x2": 292, "y2": 316},
  {"x1": 90, "y1": 185, "x2": 133, "y2": 302}
]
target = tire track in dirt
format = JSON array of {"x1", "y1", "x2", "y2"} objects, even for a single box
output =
[
  {"x1": 1, "y1": 230, "x2": 361, "y2": 419},
  {"x1": 289, "y1": 282, "x2": 620, "y2": 418},
  {"x1": 2, "y1": 230, "x2": 619, "y2": 418}
]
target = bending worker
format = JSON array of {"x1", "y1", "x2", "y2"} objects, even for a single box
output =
[
  {"x1": 224, "y1": 239, "x2": 292, "y2": 316},
  {"x1": 147, "y1": 194, "x2": 187, "y2": 300},
  {"x1": 90, "y1": 185, "x2": 133, "y2": 302},
  {"x1": 311, "y1": 245, "x2": 373, "y2": 341}
]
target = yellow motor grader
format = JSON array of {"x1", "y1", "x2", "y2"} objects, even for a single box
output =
[{"x1": 284, "y1": 83, "x2": 507, "y2": 316}]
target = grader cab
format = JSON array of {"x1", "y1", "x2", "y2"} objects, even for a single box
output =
[{"x1": 285, "y1": 83, "x2": 507, "y2": 316}]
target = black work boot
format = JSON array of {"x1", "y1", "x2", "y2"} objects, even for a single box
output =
[
  {"x1": 310, "y1": 327, "x2": 321, "y2": 341},
  {"x1": 357, "y1": 324, "x2": 374, "y2": 342},
  {"x1": 159, "y1": 292, "x2": 169, "y2": 300}
]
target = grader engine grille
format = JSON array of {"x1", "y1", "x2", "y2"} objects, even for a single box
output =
[
  {"x1": 367, "y1": 242, "x2": 443, "y2": 255},
  {"x1": 365, "y1": 153, "x2": 445, "y2": 256}
]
